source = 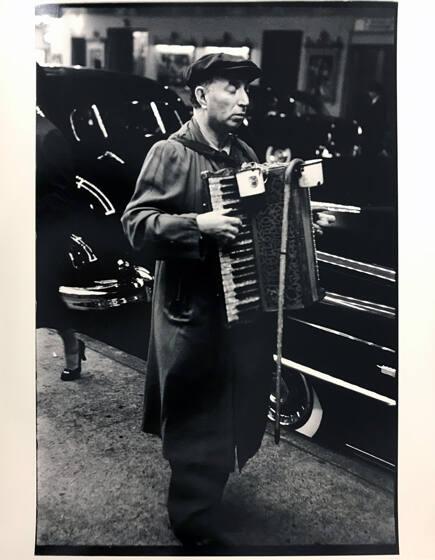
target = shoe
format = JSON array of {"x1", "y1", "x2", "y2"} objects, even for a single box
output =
[
  {"x1": 173, "y1": 526, "x2": 235, "y2": 548},
  {"x1": 60, "y1": 339, "x2": 86, "y2": 381}
]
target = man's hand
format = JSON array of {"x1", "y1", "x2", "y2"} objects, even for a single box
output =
[
  {"x1": 313, "y1": 211, "x2": 336, "y2": 235},
  {"x1": 196, "y1": 209, "x2": 242, "y2": 245}
]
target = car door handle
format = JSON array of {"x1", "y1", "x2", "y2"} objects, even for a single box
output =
[{"x1": 377, "y1": 364, "x2": 396, "y2": 378}]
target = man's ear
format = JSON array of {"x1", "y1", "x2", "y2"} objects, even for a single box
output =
[{"x1": 195, "y1": 85, "x2": 208, "y2": 109}]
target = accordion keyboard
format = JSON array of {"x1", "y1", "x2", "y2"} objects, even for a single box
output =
[{"x1": 208, "y1": 176, "x2": 262, "y2": 323}]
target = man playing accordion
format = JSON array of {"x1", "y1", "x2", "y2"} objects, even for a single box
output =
[{"x1": 122, "y1": 52, "x2": 327, "y2": 547}]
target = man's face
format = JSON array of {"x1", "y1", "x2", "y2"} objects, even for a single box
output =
[{"x1": 202, "y1": 77, "x2": 250, "y2": 131}]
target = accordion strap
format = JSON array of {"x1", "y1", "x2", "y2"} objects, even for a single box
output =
[{"x1": 172, "y1": 135, "x2": 249, "y2": 168}]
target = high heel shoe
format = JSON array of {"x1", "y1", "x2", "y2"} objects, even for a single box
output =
[{"x1": 61, "y1": 339, "x2": 86, "y2": 381}]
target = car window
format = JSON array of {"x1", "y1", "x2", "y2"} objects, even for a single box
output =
[
  {"x1": 70, "y1": 99, "x2": 184, "y2": 145},
  {"x1": 121, "y1": 99, "x2": 184, "y2": 136},
  {"x1": 69, "y1": 104, "x2": 109, "y2": 146}
]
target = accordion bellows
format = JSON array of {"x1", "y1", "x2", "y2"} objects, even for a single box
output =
[{"x1": 203, "y1": 163, "x2": 323, "y2": 325}]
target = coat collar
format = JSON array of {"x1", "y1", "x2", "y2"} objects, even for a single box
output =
[{"x1": 171, "y1": 117, "x2": 236, "y2": 157}]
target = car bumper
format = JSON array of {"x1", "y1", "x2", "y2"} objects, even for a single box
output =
[{"x1": 59, "y1": 265, "x2": 153, "y2": 310}]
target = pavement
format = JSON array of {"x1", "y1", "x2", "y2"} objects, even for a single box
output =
[{"x1": 35, "y1": 328, "x2": 397, "y2": 555}]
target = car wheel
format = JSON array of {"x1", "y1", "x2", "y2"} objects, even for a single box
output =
[
  {"x1": 268, "y1": 370, "x2": 323, "y2": 436},
  {"x1": 265, "y1": 145, "x2": 292, "y2": 164}
]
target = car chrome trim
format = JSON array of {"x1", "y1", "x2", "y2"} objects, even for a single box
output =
[
  {"x1": 174, "y1": 109, "x2": 184, "y2": 126},
  {"x1": 70, "y1": 234, "x2": 98, "y2": 263},
  {"x1": 317, "y1": 251, "x2": 396, "y2": 282},
  {"x1": 150, "y1": 101, "x2": 166, "y2": 134},
  {"x1": 287, "y1": 316, "x2": 396, "y2": 353},
  {"x1": 323, "y1": 292, "x2": 396, "y2": 319},
  {"x1": 97, "y1": 150, "x2": 125, "y2": 164},
  {"x1": 76, "y1": 175, "x2": 116, "y2": 216},
  {"x1": 311, "y1": 201, "x2": 361, "y2": 214},
  {"x1": 274, "y1": 355, "x2": 397, "y2": 406},
  {"x1": 91, "y1": 104, "x2": 108, "y2": 138},
  {"x1": 345, "y1": 444, "x2": 395, "y2": 468},
  {"x1": 317, "y1": 252, "x2": 396, "y2": 282},
  {"x1": 59, "y1": 266, "x2": 153, "y2": 310},
  {"x1": 60, "y1": 293, "x2": 150, "y2": 310},
  {"x1": 59, "y1": 266, "x2": 152, "y2": 295},
  {"x1": 59, "y1": 287, "x2": 105, "y2": 296},
  {"x1": 69, "y1": 109, "x2": 81, "y2": 142},
  {"x1": 377, "y1": 364, "x2": 397, "y2": 378}
]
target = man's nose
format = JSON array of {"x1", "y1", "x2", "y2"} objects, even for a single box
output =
[{"x1": 237, "y1": 88, "x2": 249, "y2": 107}]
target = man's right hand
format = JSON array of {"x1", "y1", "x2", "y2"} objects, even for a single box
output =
[{"x1": 196, "y1": 209, "x2": 242, "y2": 245}]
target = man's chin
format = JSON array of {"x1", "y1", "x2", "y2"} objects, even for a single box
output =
[{"x1": 227, "y1": 118, "x2": 244, "y2": 129}]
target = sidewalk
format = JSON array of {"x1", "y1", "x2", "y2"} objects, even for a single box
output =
[{"x1": 36, "y1": 328, "x2": 397, "y2": 553}]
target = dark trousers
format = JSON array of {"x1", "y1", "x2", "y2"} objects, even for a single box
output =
[{"x1": 167, "y1": 461, "x2": 230, "y2": 541}]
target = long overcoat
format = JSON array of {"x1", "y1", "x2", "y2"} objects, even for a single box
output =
[{"x1": 121, "y1": 118, "x2": 274, "y2": 471}]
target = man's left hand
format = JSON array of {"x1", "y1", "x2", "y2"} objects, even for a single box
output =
[{"x1": 313, "y1": 211, "x2": 336, "y2": 235}]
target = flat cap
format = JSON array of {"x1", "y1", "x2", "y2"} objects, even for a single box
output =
[{"x1": 185, "y1": 53, "x2": 261, "y2": 87}]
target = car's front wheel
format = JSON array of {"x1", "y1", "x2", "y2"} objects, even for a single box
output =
[{"x1": 268, "y1": 369, "x2": 323, "y2": 436}]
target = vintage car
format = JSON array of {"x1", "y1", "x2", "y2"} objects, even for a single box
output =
[
  {"x1": 37, "y1": 66, "x2": 397, "y2": 468},
  {"x1": 268, "y1": 150, "x2": 397, "y2": 468},
  {"x1": 37, "y1": 65, "x2": 191, "y2": 309}
]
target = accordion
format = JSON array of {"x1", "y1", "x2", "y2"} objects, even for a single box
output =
[{"x1": 202, "y1": 162, "x2": 323, "y2": 325}]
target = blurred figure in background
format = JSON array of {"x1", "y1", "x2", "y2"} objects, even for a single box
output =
[
  {"x1": 36, "y1": 64, "x2": 86, "y2": 381},
  {"x1": 357, "y1": 81, "x2": 389, "y2": 157}
]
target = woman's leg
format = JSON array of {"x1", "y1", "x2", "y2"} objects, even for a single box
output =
[{"x1": 58, "y1": 328, "x2": 80, "y2": 370}]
